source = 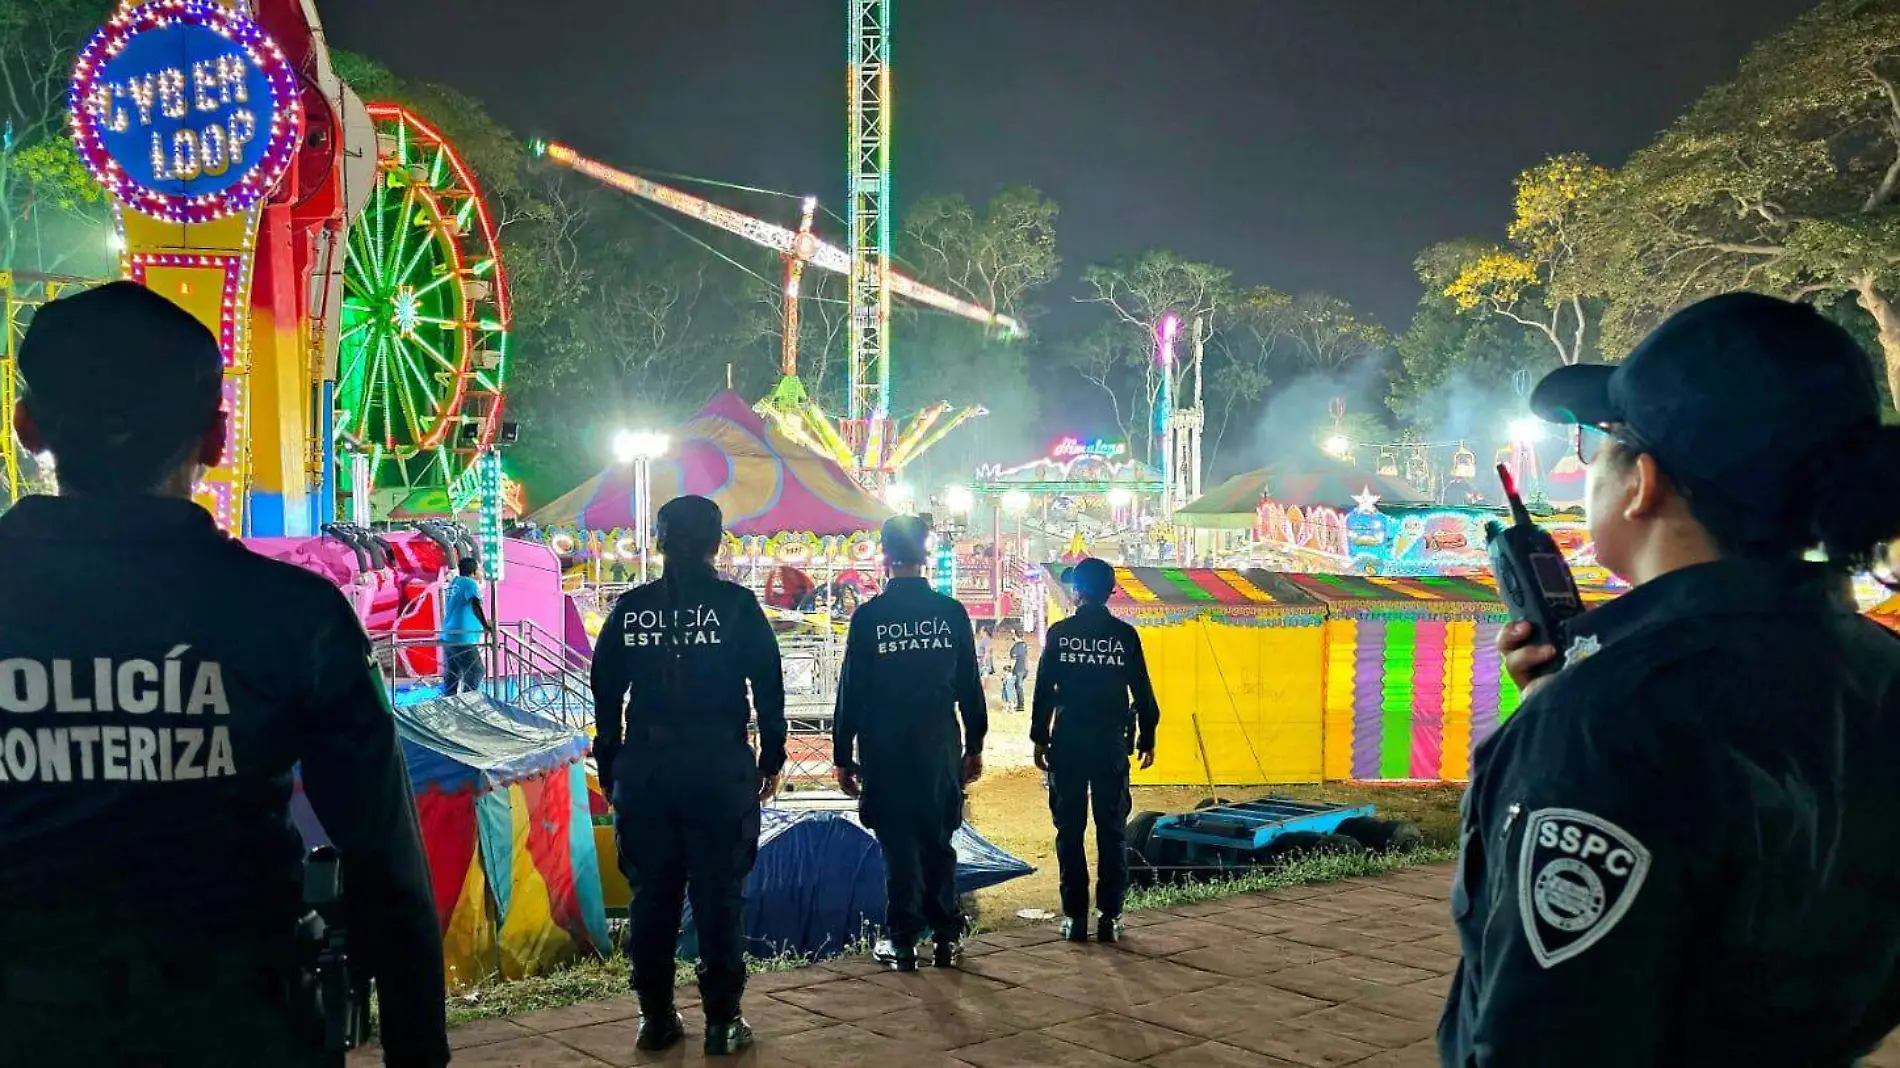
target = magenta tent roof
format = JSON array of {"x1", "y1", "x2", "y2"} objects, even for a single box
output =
[{"x1": 530, "y1": 390, "x2": 893, "y2": 536}]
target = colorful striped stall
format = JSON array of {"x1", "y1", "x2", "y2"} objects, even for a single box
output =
[
  {"x1": 1282, "y1": 574, "x2": 1521, "y2": 783},
  {"x1": 1071, "y1": 567, "x2": 1619, "y2": 786}
]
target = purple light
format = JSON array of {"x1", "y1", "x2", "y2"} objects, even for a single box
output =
[{"x1": 1155, "y1": 313, "x2": 1181, "y2": 366}]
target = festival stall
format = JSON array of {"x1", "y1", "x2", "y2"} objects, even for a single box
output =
[
  {"x1": 1067, "y1": 567, "x2": 1620, "y2": 787},
  {"x1": 1283, "y1": 573, "x2": 1525, "y2": 783},
  {"x1": 1089, "y1": 568, "x2": 1331, "y2": 785}
]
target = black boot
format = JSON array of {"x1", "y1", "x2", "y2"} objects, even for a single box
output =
[
  {"x1": 932, "y1": 938, "x2": 963, "y2": 968},
  {"x1": 1060, "y1": 916, "x2": 1089, "y2": 943},
  {"x1": 1097, "y1": 914, "x2": 1125, "y2": 943},
  {"x1": 704, "y1": 1017, "x2": 754, "y2": 1056},
  {"x1": 635, "y1": 1009, "x2": 684, "y2": 1052}
]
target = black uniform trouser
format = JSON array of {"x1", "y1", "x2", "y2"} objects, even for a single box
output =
[
  {"x1": 613, "y1": 743, "x2": 760, "y2": 1022},
  {"x1": 1048, "y1": 739, "x2": 1133, "y2": 920},
  {"x1": 866, "y1": 782, "x2": 964, "y2": 946},
  {"x1": 0, "y1": 945, "x2": 331, "y2": 1068}
]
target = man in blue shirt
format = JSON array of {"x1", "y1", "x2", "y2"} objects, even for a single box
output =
[{"x1": 440, "y1": 556, "x2": 491, "y2": 694}]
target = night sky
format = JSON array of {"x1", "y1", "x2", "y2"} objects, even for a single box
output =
[{"x1": 322, "y1": 0, "x2": 1814, "y2": 330}]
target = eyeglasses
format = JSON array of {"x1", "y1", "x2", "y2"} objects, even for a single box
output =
[{"x1": 1573, "y1": 424, "x2": 1649, "y2": 466}]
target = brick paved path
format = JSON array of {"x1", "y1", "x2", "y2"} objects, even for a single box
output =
[
  {"x1": 354, "y1": 860, "x2": 1900, "y2": 1067},
  {"x1": 404, "y1": 864, "x2": 1459, "y2": 1067}
]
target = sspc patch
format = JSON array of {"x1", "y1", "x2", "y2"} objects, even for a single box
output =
[{"x1": 1517, "y1": 807, "x2": 1650, "y2": 968}]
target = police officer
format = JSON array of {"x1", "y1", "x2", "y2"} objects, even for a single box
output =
[
  {"x1": 0, "y1": 282, "x2": 447, "y2": 1067},
  {"x1": 1440, "y1": 293, "x2": 1900, "y2": 1067},
  {"x1": 833, "y1": 515, "x2": 987, "y2": 972},
  {"x1": 1031, "y1": 558, "x2": 1160, "y2": 943},
  {"x1": 590, "y1": 496, "x2": 785, "y2": 1056}
]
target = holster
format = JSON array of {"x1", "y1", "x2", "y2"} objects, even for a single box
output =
[{"x1": 301, "y1": 847, "x2": 372, "y2": 1055}]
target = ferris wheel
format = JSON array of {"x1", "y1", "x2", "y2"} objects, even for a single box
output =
[{"x1": 335, "y1": 103, "x2": 510, "y2": 510}]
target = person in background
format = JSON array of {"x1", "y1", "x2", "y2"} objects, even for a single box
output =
[
  {"x1": 1007, "y1": 630, "x2": 1030, "y2": 712},
  {"x1": 0, "y1": 282, "x2": 446, "y2": 1067},
  {"x1": 1440, "y1": 293, "x2": 1900, "y2": 1067},
  {"x1": 834, "y1": 516, "x2": 987, "y2": 972},
  {"x1": 440, "y1": 555, "x2": 492, "y2": 695},
  {"x1": 591, "y1": 496, "x2": 785, "y2": 1057},
  {"x1": 1031, "y1": 558, "x2": 1160, "y2": 942}
]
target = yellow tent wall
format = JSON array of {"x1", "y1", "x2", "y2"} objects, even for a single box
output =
[{"x1": 1131, "y1": 616, "x2": 1325, "y2": 785}]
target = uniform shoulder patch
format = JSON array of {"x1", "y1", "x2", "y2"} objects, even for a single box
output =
[{"x1": 1517, "y1": 807, "x2": 1651, "y2": 969}]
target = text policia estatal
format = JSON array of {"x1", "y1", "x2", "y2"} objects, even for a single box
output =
[
  {"x1": 0, "y1": 649, "x2": 236, "y2": 784},
  {"x1": 1056, "y1": 635, "x2": 1126, "y2": 666}
]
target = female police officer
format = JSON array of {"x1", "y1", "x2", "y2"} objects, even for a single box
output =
[
  {"x1": 1439, "y1": 293, "x2": 1900, "y2": 1067},
  {"x1": 591, "y1": 496, "x2": 786, "y2": 1057}
]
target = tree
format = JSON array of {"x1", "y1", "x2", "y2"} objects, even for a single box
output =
[
  {"x1": 1389, "y1": 244, "x2": 1550, "y2": 427},
  {"x1": 1077, "y1": 250, "x2": 1232, "y2": 461},
  {"x1": 900, "y1": 186, "x2": 1060, "y2": 327},
  {"x1": 1576, "y1": 0, "x2": 1900, "y2": 397},
  {"x1": 0, "y1": 0, "x2": 112, "y2": 274},
  {"x1": 1058, "y1": 324, "x2": 1148, "y2": 449},
  {"x1": 1278, "y1": 292, "x2": 1393, "y2": 374},
  {"x1": 1442, "y1": 154, "x2": 1608, "y2": 368},
  {"x1": 1202, "y1": 286, "x2": 1290, "y2": 469}
]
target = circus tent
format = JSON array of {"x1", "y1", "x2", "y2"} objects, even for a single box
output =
[{"x1": 530, "y1": 391, "x2": 892, "y2": 535}]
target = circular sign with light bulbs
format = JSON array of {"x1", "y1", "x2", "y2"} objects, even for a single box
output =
[{"x1": 67, "y1": 0, "x2": 303, "y2": 224}]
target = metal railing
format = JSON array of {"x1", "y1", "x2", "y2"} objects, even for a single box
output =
[{"x1": 372, "y1": 618, "x2": 593, "y2": 731}]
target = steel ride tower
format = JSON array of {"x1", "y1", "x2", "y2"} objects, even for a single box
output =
[{"x1": 846, "y1": 0, "x2": 895, "y2": 479}]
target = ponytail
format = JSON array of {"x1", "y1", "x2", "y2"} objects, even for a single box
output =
[{"x1": 1807, "y1": 424, "x2": 1900, "y2": 581}]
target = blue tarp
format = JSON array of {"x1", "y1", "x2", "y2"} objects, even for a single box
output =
[
  {"x1": 395, "y1": 691, "x2": 591, "y2": 793},
  {"x1": 677, "y1": 807, "x2": 1035, "y2": 961}
]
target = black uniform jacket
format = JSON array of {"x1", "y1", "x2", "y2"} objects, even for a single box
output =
[
  {"x1": 0, "y1": 495, "x2": 447, "y2": 1066},
  {"x1": 831, "y1": 578, "x2": 986, "y2": 822},
  {"x1": 1030, "y1": 604, "x2": 1161, "y2": 753},
  {"x1": 1440, "y1": 560, "x2": 1900, "y2": 1068},
  {"x1": 590, "y1": 564, "x2": 787, "y2": 794}
]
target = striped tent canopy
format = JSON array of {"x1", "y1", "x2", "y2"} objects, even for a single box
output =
[
  {"x1": 1098, "y1": 566, "x2": 1327, "y2": 626},
  {"x1": 1285, "y1": 572, "x2": 1620, "y2": 620},
  {"x1": 529, "y1": 391, "x2": 892, "y2": 536}
]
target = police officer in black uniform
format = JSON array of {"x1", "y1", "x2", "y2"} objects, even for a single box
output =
[
  {"x1": 1031, "y1": 558, "x2": 1160, "y2": 943},
  {"x1": 833, "y1": 515, "x2": 987, "y2": 972},
  {"x1": 1440, "y1": 293, "x2": 1900, "y2": 1067},
  {"x1": 0, "y1": 283, "x2": 447, "y2": 1067},
  {"x1": 590, "y1": 495, "x2": 785, "y2": 1056}
]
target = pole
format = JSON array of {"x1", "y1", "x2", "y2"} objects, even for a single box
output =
[
  {"x1": 991, "y1": 502, "x2": 1003, "y2": 624},
  {"x1": 635, "y1": 457, "x2": 652, "y2": 584}
]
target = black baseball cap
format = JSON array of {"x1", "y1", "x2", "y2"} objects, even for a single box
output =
[
  {"x1": 18, "y1": 281, "x2": 223, "y2": 468},
  {"x1": 1529, "y1": 293, "x2": 1880, "y2": 511},
  {"x1": 881, "y1": 515, "x2": 931, "y2": 566},
  {"x1": 1070, "y1": 557, "x2": 1115, "y2": 602},
  {"x1": 655, "y1": 495, "x2": 724, "y2": 550}
]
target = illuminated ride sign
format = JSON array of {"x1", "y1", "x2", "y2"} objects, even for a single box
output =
[
  {"x1": 68, "y1": 0, "x2": 303, "y2": 225},
  {"x1": 1050, "y1": 437, "x2": 1127, "y2": 460}
]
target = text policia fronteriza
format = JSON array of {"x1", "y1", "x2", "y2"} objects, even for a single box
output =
[{"x1": 0, "y1": 648, "x2": 236, "y2": 783}]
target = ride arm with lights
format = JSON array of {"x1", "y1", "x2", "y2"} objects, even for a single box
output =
[{"x1": 536, "y1": 142, "x2": 1020, "y2": 337}]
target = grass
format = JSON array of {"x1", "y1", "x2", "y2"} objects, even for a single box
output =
[{"x1": 1122, "y1": 844, "x2": 1457, "y2": 912}]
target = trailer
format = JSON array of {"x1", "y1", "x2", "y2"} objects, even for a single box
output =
[{"x1": 1128, "y1": 796, "x2": 1379, "y2": 877}]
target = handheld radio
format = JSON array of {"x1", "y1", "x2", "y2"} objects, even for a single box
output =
[{"x1": 1483, "y1": 464, "x2": 1583, "y2": 679}]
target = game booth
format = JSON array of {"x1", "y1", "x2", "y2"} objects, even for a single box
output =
[{"x1": 1050, "y1": 567, "x2": 1619, "y2": 786}]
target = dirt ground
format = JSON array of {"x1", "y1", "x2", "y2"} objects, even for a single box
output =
[{"x1": 963, "y1": 676, "x2": 1467, "y2": 930}]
